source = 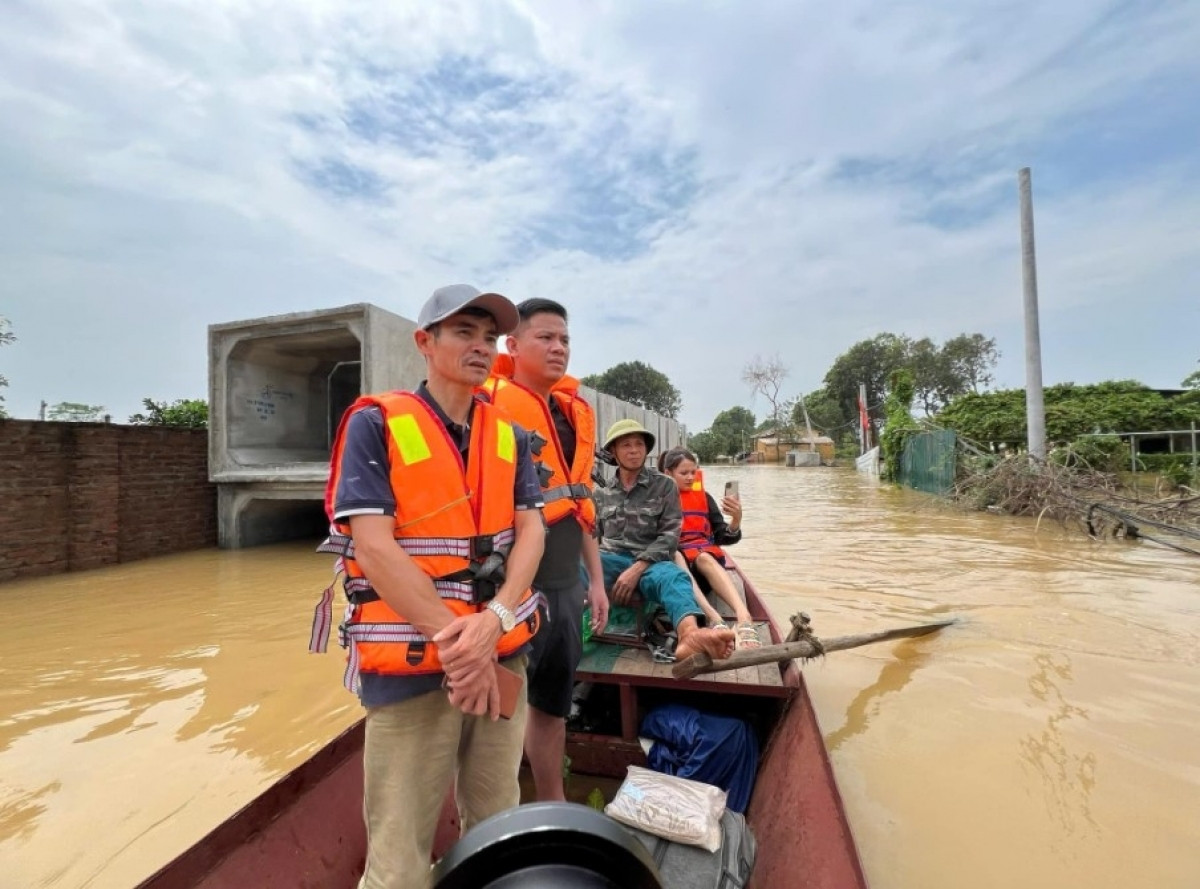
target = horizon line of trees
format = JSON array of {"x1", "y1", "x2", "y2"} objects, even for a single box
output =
[
  {"x1": 681, "y1": 332, "x2": 1001, "y2": 461},
  {"x1": 2, "y1": 396, "x2": 208, "y2": 427},
  {"x1": 671, "y1": 341, "x2": 1197, "y2": 464},
  {"x1": 7, "y1": 302, "x2": 1197, "y2": 450}
]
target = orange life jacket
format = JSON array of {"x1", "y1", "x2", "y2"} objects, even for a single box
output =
[
  {"x1": 678, "y1": 469, "x2": 725, "y2": 564},
  {"x1": 311, "y1": 391, "x2": 541, "y2": 689},
  {"x1": 481, "y1": 354, "x2": 597, "y2": 532}
]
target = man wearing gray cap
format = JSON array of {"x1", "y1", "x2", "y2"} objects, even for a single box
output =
[{"x1": 315, "y1": 284, "x2": 546, "y2": 888}]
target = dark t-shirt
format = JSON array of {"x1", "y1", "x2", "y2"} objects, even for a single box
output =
[
  {"x1": 533, "y1": 398, "x2": 585, "y2": 591},
  {"x1": 550, "y1": 398, "x2": 577, "y2": 467},
  {"x1": 332, "y1": 384, "x2": 544, "y2": 708}
]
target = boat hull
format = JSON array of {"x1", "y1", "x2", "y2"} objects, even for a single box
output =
[{"x1": 137, "y1": 566, "x2": 866, "y2": 889}]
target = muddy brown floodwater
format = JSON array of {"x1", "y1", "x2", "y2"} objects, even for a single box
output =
[{"x1": 2, "y1": 465, "x2": 1197, "y2": 887}]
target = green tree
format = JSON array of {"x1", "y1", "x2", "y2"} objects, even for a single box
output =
[
  {"x1": 580, "y1": 361, "x2": 681, "y2": 418},
  {"x1": 128, "y1": 397, "x2": 208, "y2": 428},
  {"x1": 48, "y1": 402, "x2": 106, "y2": 422},
  {"x1": 708, "y1": 406, "x2": 756, "y2": 457},
  {"x1": 942, "y1": 333, "x2": 999, "y2": 394},
  {"x1": 1183, "y1": 361, "x2": 1200, "y2": 390},
  {"x1": 823, "y1": 333, "x2": 912, "y2": 426},
  {"x1": 0, "y1": 316, "x2": 13, "y2": 418},
  {"x1": 1180, "y1": 361, "x2": 1200, "y2": 411},
  {"x1": 824, "y1": 332, "x2": 999, "y2": 421},
  {"x1": 792, "y1": 388, "x2": 849, "y2": 436},
  {"x1": 908, "y1": 337, "x2": 945, "y2": 415},
  {"x1": 880, "y1": 369, "x2": 920, "y2": 480},
  {"x1": 687, "y1": 430, "x2": 722, "y2": 463}
]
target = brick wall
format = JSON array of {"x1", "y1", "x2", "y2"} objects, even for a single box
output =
[{"x1": 0, "y1": 420, "x2": 217, "y2": 583}]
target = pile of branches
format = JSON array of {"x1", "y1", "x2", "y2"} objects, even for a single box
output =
[{"x1": 952, "y1": 448, "x2": 1200, "y2": 554}]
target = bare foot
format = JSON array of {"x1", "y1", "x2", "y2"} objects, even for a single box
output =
[{"x1": 676, "y1": 626, "x2": 736, "y2": 661}]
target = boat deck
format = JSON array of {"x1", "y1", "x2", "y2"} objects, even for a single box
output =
[
  {"x1": 578, "y1": 564, "x2": 790, "y2": 696},
  {"x1": 576, "y1": 620, "x2": 787, "y2": 693},
  {"x1": 566, "y1": 566, "x2": 796, "y2": 775}
]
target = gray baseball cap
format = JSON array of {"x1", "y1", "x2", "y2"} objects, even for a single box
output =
[{"x1": 416, "y1": 284, "x2": 520, "y2": 334}]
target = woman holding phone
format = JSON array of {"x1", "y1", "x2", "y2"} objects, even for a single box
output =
[{"x1": 657, "y1": 447, "x2": 760, "y2": 649}]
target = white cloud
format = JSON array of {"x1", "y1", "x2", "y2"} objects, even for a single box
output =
[{"x1": 1, "y1": 0, "x2": 1198, "y2": 429}]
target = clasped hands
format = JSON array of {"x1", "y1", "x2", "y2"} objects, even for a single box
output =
[{"x1": 433, "y1": 611, "x2": 504, "y2": 719}]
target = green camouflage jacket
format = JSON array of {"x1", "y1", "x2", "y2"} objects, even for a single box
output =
[{"x1": 594, "y1": 466, "x2": 681, "y2": 563}]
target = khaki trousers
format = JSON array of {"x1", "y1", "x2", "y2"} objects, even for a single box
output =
[{"x1": 358, "y1": 658, "x2": 528, "y2": 889}]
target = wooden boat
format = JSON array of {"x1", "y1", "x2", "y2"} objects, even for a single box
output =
[{"x1": 136, "y1": 559, "x2": 868, "y2": 889}]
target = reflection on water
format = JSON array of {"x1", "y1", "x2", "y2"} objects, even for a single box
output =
[
  {"x1": 1, "y1": 467, "x2": 1198, "y2": 888},
  {"x1": 701, "y1": 464, "x2": 1200, "y2": 889},
  {"x1": 824, "y1": 642, "x2": 934, "y2": 752},
  {"x1": 1019, "y1": 652, "x2": 1098, "y2": 839}
]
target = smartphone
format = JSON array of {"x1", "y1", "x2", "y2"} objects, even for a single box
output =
[{"x1": 724, "y1": 480, "x2": 739, "y2": 499}]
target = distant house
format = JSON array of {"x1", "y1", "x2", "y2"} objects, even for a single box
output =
[{"x1": 751, "y1": 426, "x2": 835, "y2": 464}]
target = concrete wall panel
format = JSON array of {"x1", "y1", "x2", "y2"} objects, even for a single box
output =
[{"x1": 208, "y1": 307, "x2": 682, "y2": 547}]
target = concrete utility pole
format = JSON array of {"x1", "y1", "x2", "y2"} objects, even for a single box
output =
[
  {"x1": 858, "y1": 382, "x2": 870, "y2": 453},
  {"x1": 796, "y1": 394, "x2": 815, "y2": 444},
  {"x1": 1018, "y1": 168, "x2": 1046, "y2": 460}
]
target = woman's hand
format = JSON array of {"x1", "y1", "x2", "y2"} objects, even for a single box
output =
[{"x1": 721, "y1": 495, "x2": 743, "y2": 529}]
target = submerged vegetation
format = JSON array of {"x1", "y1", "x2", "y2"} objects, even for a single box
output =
[
  {"x1": 951, "y1": 445, "x2": 1200, "y2": 555},
  {"x1": 879, "y1": 370, "x2": 919, "y2": 481}
]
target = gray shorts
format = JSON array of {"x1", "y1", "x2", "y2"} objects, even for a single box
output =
[{"x1": 526, "y1": 580, "x2": 585, "y2": 718}]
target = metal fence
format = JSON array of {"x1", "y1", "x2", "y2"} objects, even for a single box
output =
[
  {"x1": 1079, "y1": 426, "x2": 1199, "y2": 475},
  {"x1": 899, "y1": 429, "x2": 958, "y2": 495}
]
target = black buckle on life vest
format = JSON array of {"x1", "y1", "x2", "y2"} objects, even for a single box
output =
[
  {"x1": 441, "y1": 538, "x2": 509, "y2": 604},
  {"x1": 536, "y1": 462, "x2": 554, "y2": 487},
  {"x1": 406, "y1": 642, "x2": 426, "y2": 666},
  {"x1": 346, "y1": 588, "x2": 381, "y2": 606},
  {"x1": 469, "y1": 535, "x2": 494, "y2": 559},
  {"x1": 528, "y1": 430, "x2": 547, "y2": 457}
]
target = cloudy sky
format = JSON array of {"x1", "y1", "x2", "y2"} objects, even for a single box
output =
[{"x1": 1, "y1": 0, "x2": 1197, "y2": 431}]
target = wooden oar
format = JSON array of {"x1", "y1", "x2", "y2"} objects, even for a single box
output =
[{"x1": 671, "y1": 618, "x2": 956, "y2": 680}]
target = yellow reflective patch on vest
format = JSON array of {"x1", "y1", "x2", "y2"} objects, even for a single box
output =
[
  {"x1": 496, "y1": 420, "x2": 515, "y2": 463},
  {"x1": 388, "y1": 414, "x2": 432, "y2": 465}
]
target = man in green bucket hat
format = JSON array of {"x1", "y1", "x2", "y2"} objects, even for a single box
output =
[{"x1": 593, "y1": 419, "x2": 736, "y2": 661}]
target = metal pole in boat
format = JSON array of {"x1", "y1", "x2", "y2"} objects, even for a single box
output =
[{"x1": 1018, "y1": 167, "x2": 1046, "y2": 461}]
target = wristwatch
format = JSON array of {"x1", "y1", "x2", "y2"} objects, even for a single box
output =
[{"x1": 486, "y1": 600, "x2": 517, "y2": 633}]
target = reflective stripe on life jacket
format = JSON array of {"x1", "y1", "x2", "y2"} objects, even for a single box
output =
[
  {"x1": 311, "y1": 390, "x2": 542, "y2": 688},
  {"x1": 482, "y1": 355, "x2": 597, "y2": 531},
  {"x1": 678, "y1": 468, "x2": 725, "y2": 564}
]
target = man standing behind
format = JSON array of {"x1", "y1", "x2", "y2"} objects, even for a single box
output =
[
  {"x1": 595, "y1": 419, "x2": 736, "y2": 661},
  {"x1": 313, "y1": 285, "x2": 546, "y2": 889},
  {"x1": 483, "y1": 297, "x2": 610, "y2": 801}
]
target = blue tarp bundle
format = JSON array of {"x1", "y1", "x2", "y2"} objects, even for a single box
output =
[{"x1": 640, "y1": 704, "x2": 760, "y2": 813}]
